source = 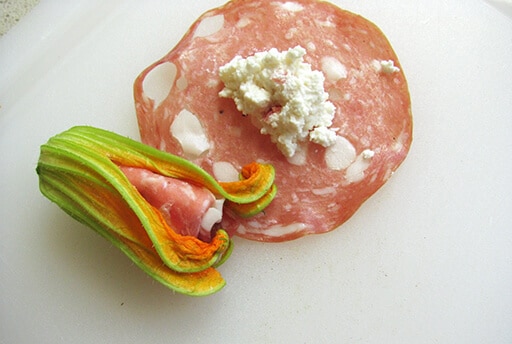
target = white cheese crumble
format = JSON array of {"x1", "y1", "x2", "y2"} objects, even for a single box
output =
[
  {"x1": 362, "y1": 149, "x2": 375, "y2": 159},
  {"x1": 372, "y1": 59, "x2": 400, "y2": 74},
  {"x1": 218, "y1": 46, "x2": 337, "y2": 158}
]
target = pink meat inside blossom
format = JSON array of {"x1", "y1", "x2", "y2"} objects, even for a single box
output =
[{"x1": 119, "y1": 166, "x2": 217, "y2": 241}]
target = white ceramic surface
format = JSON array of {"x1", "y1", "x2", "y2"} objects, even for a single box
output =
[{"x1": 1, "y1": 1, "x2": 511, "y2": 343}]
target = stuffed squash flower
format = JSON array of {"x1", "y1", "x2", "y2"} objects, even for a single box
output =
[{"x1": 36, "y1": 126, "x2": 276, "y2": 296}]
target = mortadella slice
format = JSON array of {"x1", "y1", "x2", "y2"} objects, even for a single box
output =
[{"x1": 134, "y1": 0, "x2": 412, "y2": 242}]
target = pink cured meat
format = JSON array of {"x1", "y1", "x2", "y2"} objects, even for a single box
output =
[
  {"x1": 120, "y1": 166, "x2": 216, "y2": 241},
  {"x1": 134, "y1": 0, "x2": 412, "y2": 242}
]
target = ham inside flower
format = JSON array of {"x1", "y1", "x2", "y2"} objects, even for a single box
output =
[{"x1": 119, "y1": 166, "x2": 223, "y2": 242}]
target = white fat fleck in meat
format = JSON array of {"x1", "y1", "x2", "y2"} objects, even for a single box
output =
[
  {"x1": 181, "y1": 183, "x2": 198, "y2": 201},
  {"x1": 315, "y1": 19, "x2": 335, "y2": 27},
  {"x1": 324, "y1": 135, "x2": 356, "y2": 171},
  {"x1": 392, "y1": 129, "x2": 408, "y2": 152},
  {"x1": 321, "y1": 57, "x2": 347, "y2": 82},
  {"x1": 325, "y1": 39, "x2": 335, "y2": 47},
  {"x1": 311, "y1": 186, "x2": 336, "y2": 196},
  {"x1": 247, "y1": 220, "x2": 263, "y2": 228},
  {"x1": 345, "y1": 149, "x2": 375, "y2": 184},
  {"x1": 237, "y1": 225, "x2": 247, "y2": 235},
  {"x1": 163, "y1": 107, "x2": 172, "y2": 120},
  {"x1": 285, "y1": 27, "x2": 298, "y2": 39},
  {"x1": 327, "y1": 203, "x2": 341, "y2": 213},
  {"x1": 142, "y1": 62, "x2": 176, "y2": 107},
  {"x1": 273, "y1": 1, "x2": 304, "y2": 12},
  {"x1": 176, "y1": 75, "x2": 188, "y2": 90},
  {"x1": 206, "y1": 78, "x2": 220, "y2": 88},
  {"x1": 236, "y1": 17, "x2": 251, "y2": 28},
  {"x1": 286, "y1": 142, "x2": 308, "y2": 166},
  {"x1": 247, "y1": 222, "x2": 307, "y2": 237},
  {"x1": 170, "y1": 109, "x2": 210, "y2": 159},
  {"x1": 158, "y1": 140, "x2": 166, "y2": 151},
  {"x1": 212, "y1": 161, "x2": 240, "y2": 182},
  {"x1": 200, "y1": 199, "x2": 225, "y2": 233},
  {"x1": 383, "y1": 167, "x2": 394, "y2": 181},
  {"x1": 265, "y1": 223, "x2": 307, "y2": 237},
  {"x1": 193, "y1": 14, "x2": 224, "y2": 38}
]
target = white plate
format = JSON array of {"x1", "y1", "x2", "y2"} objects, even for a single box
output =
[{"x1": 1, "y1": 1, "x2": 511, "y2": 343}]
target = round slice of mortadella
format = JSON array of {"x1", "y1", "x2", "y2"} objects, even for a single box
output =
[{"x1": 134, "y1": 0, "x2": 412, "y2": 242}]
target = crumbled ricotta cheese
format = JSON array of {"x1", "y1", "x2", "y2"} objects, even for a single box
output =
[
  {"x1": 218, "y1": 46, "x2": 337, "y2": 158},
  {"x1": 362, "y1": 149, "x2": 375, "y2": 159},
  {"x1": 372, "y1": 59, "x2": 400, "y2": 74}
]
